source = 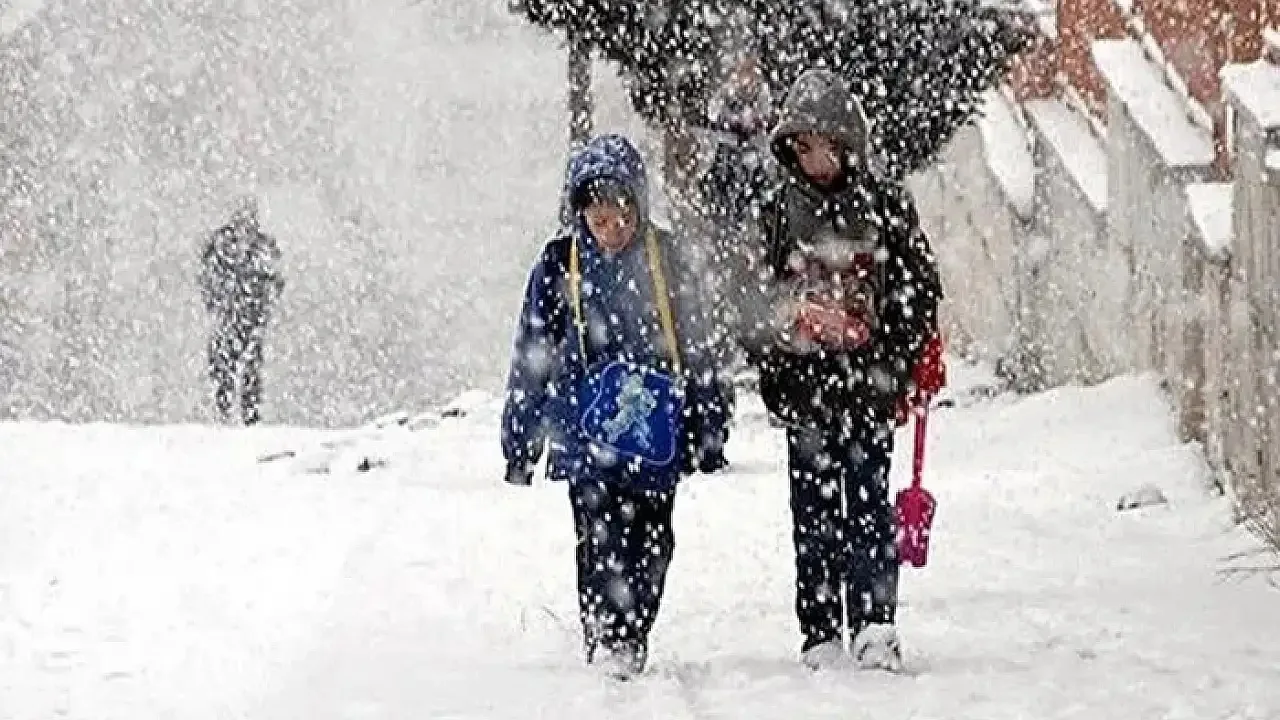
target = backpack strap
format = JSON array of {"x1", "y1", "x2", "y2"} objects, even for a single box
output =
[
  {"x1": 645, "y1": 229, "x2": 683, "y2": 373},
  {"x1": 567, "y1": 228, "x2": 682, "y2": 373},
  {"x1": 568, "y1": 234, "x2": 588, "y2": 363}
]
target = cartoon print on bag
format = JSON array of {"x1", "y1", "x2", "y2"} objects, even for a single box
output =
[{"x1": 602, "y1": 371, "x2": 659, "y2": 449}]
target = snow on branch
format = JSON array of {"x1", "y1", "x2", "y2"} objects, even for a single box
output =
[{"x1": 511, "y1": 0, "x2": 1035, "y2": 179}]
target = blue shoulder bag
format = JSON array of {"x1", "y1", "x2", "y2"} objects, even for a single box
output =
[{"x1": 569, "y1": 230, "x2": 686, "y2": 469}]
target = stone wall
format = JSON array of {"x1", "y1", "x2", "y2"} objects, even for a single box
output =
[
  {"x1": 1223, "y1": 58, "x2": 1280, "y2": 532},
  {"x1": 927, "y1": 38, "x2": 1280, "y2": 527}
]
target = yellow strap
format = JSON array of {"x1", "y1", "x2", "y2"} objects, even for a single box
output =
[
  {"x1": 568, "y1": 235, "x2": 588, "y2": 361},
  {"x1": 645, "y1": 229, "x2": 683, "y2": 373},
  {"x1": 567, "y1": 228, "x2": 682, "y2": 372}
]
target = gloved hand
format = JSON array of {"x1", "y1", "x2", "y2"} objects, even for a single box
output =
[
  {"x1": 894, "y1": 332, "x2": 946, "y2": 426},
  {"x1": 682, "y1": 433, "x2": 729, "y2": 475},
  {"x1": 795, "y1": 299, "x2": 871, "y2": 351},
  {"x1": 504, "y1": 460, "x2": 534, "y2": 487},
  {"x1": 698, "y1": 452, "x2": 730, "y2": 474}
]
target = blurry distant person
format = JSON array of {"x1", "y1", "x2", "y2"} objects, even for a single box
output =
[
  {"x1": 701, "y1": 50, "x2": 774, "y2": 233},
  {"x1": 198, "y1": 195, "x2": 285, "y2": 425},
  {"x1": 694, "y1": 50, "x2": 778, "y2": 449}
]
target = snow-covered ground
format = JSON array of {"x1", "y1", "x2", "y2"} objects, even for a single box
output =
[
  {"x1": 3, "y1": 362, "x2": 1278, "y2": 719},
  {"x1": 5, "y1": 1, "x2": 1279, "y2": 717}
]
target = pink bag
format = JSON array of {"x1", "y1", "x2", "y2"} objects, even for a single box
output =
[{"x1": 895, "y1": 407, "x2": 937, "y2": 568}]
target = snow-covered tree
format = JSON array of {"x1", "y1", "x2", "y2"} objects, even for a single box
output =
[{"x1": 514, "y1": 0, "x2": 1033, "y2": 179}]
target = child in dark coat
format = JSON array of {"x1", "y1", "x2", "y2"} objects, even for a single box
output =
[
  {"x1": 500, "y1": 134, "x2": 728, "y2": 679},
  {"x1": 740, "y1": 68, "x2": 945, "y2": 671}
]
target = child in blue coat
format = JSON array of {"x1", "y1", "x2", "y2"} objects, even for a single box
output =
[{"x1": 501, "y1": 134, "x2": 728, "y2": 679}]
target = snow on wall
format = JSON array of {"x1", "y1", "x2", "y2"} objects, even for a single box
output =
[
  {"x1": 1222, "y1": 60, "x2": 1280, "y2": 132},
  {"x1": 934, "y1": 55, "x2": 1227, "y2": 392},
  {"x1": 1097, "y1": 38, "x2": 1217, "y2": 383},
  {"x1": 1185, "y1": 183, "x2": 1233, "y2": 257},
  {"x1": 1023, "y1": 99, "x2": 1107, "y2": 213},
  {"x1": 1021, "y1": 98, "x2": 1119, "y2": 384},
  {"x1": 974, "y1": 90, "x2": 1036, "y2": 219},
  {"x1": 1220, "y1": 60, "x2": 1280, "y2": 493},
  {"x1": 922, "y1": 44, "x2": 1279, "y2": 543},
  {"x1": 1092, "y1": 39, "x2": 1216, "y2": 170},
  {"x1": 909, "y1": 94, "x2": 1026, "y2": 365}
]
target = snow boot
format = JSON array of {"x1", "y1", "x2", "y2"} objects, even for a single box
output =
[
  {"x1": 800, "y1": 638, "x2": 851, "y2": 671},
  {"x1": 588, "y1": 642, "x2": 646, "y2": 681},
  {"x1": 852, "y1": 623, "x2": 903, "y2": 672}
]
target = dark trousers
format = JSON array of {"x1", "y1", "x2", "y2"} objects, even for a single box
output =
[
  {"x1": 786, "y1": 423, "x2": 898, "y2": 649},
  {"x1": 209, "y1": 318, "x2": 266, "y2": 425},
  {"x1": 569, "y1": 478, "x2": 676, "y2": 667}
]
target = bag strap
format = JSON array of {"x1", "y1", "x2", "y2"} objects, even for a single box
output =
[
  {"x1": 567, "y1": 228, "x2": 682, "y2": 372},
  {"x1": 568, "y1": 233, "x2": 588, "y2": 362},
  {"x1": 645, "y1": 229, "x2": 683, "y2": 373}
]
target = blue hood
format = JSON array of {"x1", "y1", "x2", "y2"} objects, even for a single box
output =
[
  {"x1": 562, "y1": 134, "x2": 651, "y2": 231},
  {"x1": 560, "y1": 135, "x2": 657, "y2": 331}
]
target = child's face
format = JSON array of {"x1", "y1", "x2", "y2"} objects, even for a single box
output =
[
  {"x1": 584, "y1": 197, "x2": 639, "y2": 253},
  {"x1": 793, "y1": 132, "x2": 843, "y2": 188}
]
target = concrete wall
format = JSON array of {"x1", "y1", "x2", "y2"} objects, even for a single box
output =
[
  {"x1": 1224, "y1": 59, "x2": 1280, "y2": 527},
  {"x1": 928, "y1": 38, "x2": 1280, "y2": 529},
  {"x1": 910, "y1": 108, "x2": 1026, "y2": 367}
]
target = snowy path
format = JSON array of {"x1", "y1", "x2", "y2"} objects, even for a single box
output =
[{"x1": 2, "y1": 363, "x2": 1278, "y2": 719}]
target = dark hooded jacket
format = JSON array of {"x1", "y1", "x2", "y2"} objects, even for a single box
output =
[
  {"x1": 742, "y1": 68, "x2": 942, "y2": 431},
  {"x1": 199, "y1": 208, "x2": 284, "y2": 324},
  {"x1": 500, "y1": 134, "x2": 728, "y2": 489}
]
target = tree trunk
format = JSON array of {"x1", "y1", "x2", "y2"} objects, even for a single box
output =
[{"x1": 567, "y1": 35, "x2": 593, "y2": 149}]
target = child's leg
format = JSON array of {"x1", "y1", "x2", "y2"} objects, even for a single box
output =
[
  {"x1": 836, "y1": 426, "x2": 899, "y2": 631},
  {"x1": 569, "y1": 478, "x2": 677, "y2": 671},
  {"x1": 786, "y1": 426, "x2": 846, "y2": 650},
  {"x1": 622, "y1": 487, "x2": 677, "y2": 665},
  {"x1": 569, "y1": 478, "x2": 667, "y2": 664},
  {"x1": 569, "y1": 478, "x2": 613, "y2": 658}
]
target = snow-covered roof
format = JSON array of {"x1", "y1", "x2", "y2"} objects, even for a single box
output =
[
  {"x1": 1184, "y1": 183, "x2": 1232, "y2": 258},
  {"x1": 1222, "y1": 60, "x2": 1280, "y2": 132},
  {"x1": 1092, "y1": 39, "x2": 1216, "y2": 170},
  {"x1": 975, "y1": 90, "x2": 1036, "y2": 220},
  {"x1": 0, "y1": 0, "x2": 45, "y2": 39},
  {"x1": 1023, "y1": 99, "x2": 1108, "y2": 213}
]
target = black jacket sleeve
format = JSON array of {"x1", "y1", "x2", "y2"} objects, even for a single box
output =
[{"x1": 867, "y1": 186, "x2": 943, "y2": 400}]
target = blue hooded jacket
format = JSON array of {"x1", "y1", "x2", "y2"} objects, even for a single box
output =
[{"x1": 500, "y1": 134, "x2": 728, "y2": 490}]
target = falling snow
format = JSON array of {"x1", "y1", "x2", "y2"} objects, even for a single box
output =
[{"x1": 1, "y1": 0, "x2": 1279, "y2": 717}]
